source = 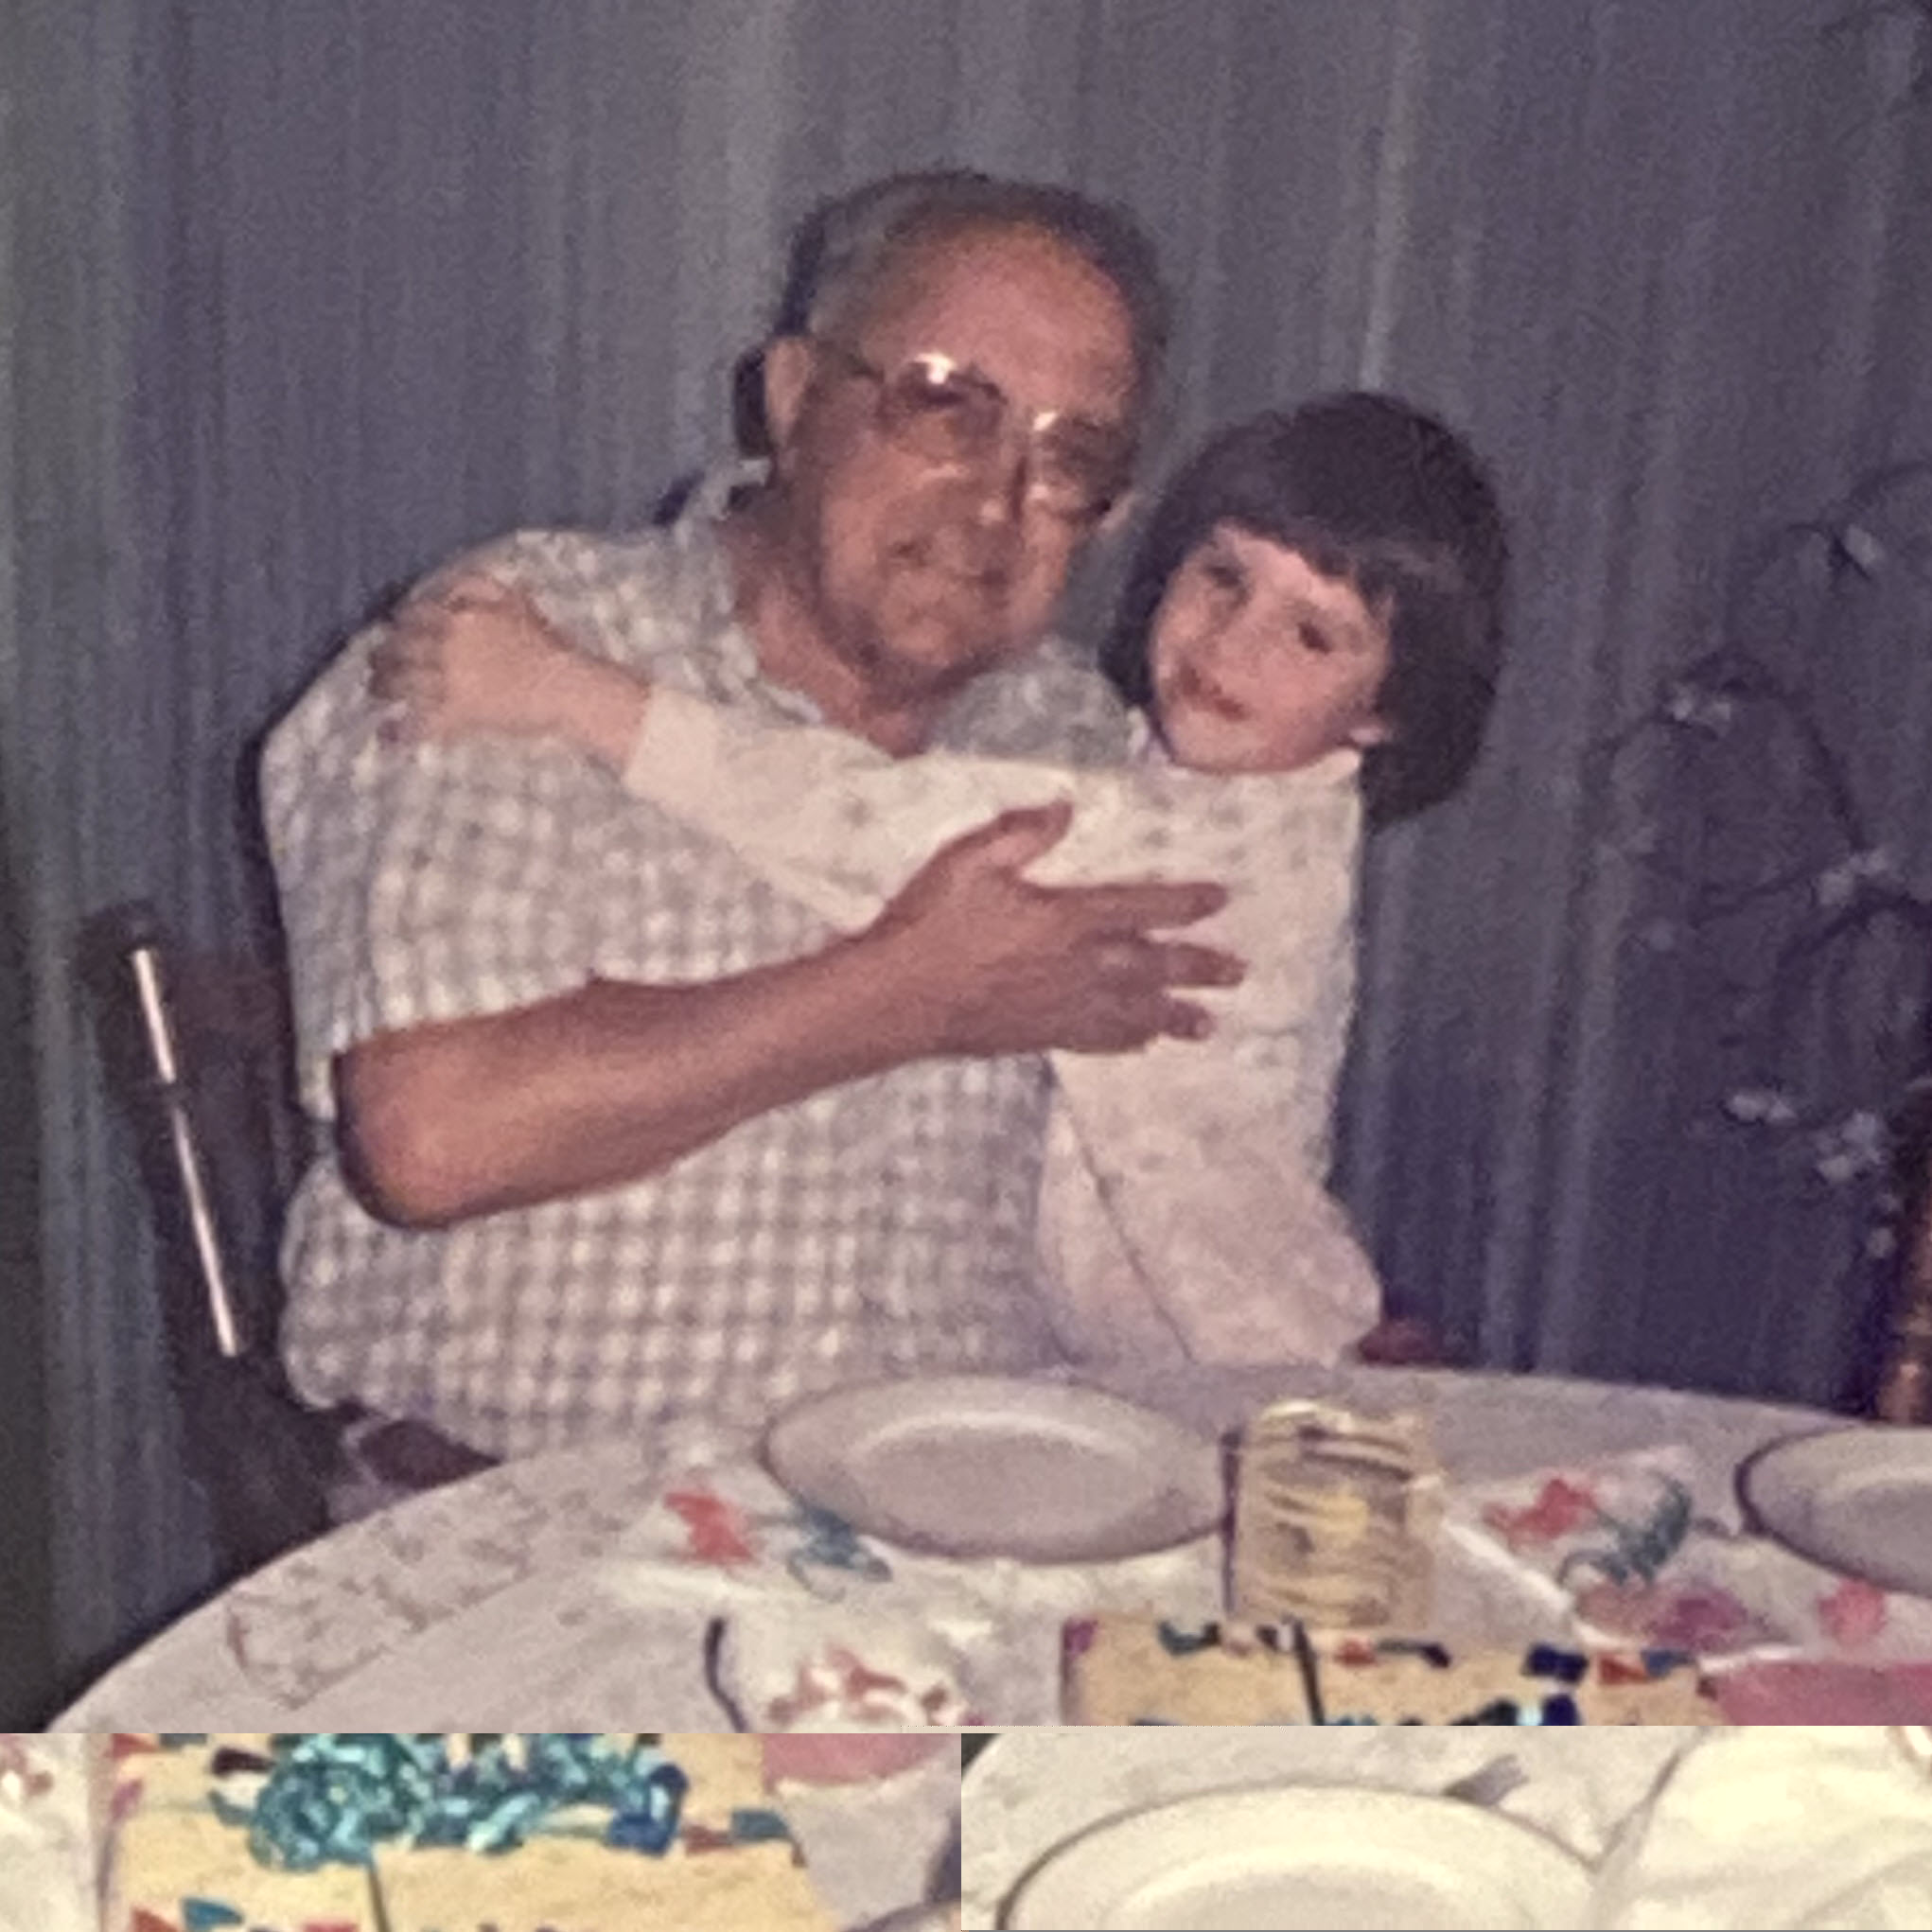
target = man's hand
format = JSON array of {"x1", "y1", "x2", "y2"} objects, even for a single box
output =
[
  {"x1": 861, "y1": 801, "x2": 1244, "y2": 1058},
  {"x1": 337, "y1": 804, "x2": 1239, "y2": 1228}
]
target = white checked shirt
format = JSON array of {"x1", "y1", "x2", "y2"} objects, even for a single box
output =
[{"x1": 261, "y1": 475, "x2": 1134, "y2": 1457}]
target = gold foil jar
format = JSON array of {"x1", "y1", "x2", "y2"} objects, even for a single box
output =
[{"x1": 1227, "y1": 1399, "x2": 1442, "y2": 1629}]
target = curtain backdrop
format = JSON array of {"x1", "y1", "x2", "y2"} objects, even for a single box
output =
[{"x1": 6, "y1": 0, "x2": 1931, "y2": 1700}]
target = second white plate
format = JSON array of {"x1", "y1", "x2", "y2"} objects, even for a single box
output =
[
  {"x1": 1001, "y1": 1783, "x2": 1590, "y2": 1932},
  {"x1": 761, "y1": 1375, "x2": 1221, "y2": 1563},
  {"x1": 1740, "y1": 1427, "x2": 1932, "y2": 1599}
]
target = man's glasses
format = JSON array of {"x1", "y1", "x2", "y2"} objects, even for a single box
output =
[{"x1": 815, "y1": 340, "x2": 1137, "y2": 523}]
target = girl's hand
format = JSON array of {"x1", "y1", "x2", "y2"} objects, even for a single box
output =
[
  {"x1": 1350, "y1": 1316, "x2": 1449, "y2": 1366},
  {"x1": 370, "y1": 573, "x2": 589, "y2": 742}
]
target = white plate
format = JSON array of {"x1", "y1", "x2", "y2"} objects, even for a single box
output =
[
  {"x1": 1001, "y1": 1784, "x2": 1590, "y2": 1932},
  {"x1": 1741, "y1": 1427, "x2": 1932, "y2": 1598},
  {"x1": 761, "y1": 1376, "x2": 1221, "y2": 1563},
  {"x1": 855, "y1": 1907, "x2": 958, "y2": 1932}
]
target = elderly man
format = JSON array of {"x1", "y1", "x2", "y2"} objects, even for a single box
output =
[{"x1": 262, "y1": 170, "x2": 1239, "y2": 1497}]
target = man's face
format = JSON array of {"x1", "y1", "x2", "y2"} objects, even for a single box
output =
[{"x1": 765, "y1": 223, "x2": 1142, "y2": 710}]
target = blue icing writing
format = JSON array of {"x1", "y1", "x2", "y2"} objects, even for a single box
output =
[
  {"x1": 1452, "y1": 1699, "x2": 1524, "y2": 1725},
  {"x1": 1153, "y1": 1622, "x2": 1220, "y2": 1657},
  {"x1": 1523, "y1": 1644, "x2": 1589, "y2": 1684},
  {"x1": 728, "y1": 1808, "x2": 795, "y2": 1844},
  {"x1": 1375, "y1": 1639, "x2": 1453, "y2": 1669},
  {"x1": 181, "y1": 1902, "x2": 246, "y2": 1931}
]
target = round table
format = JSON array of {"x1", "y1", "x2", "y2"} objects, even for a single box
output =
[
  {"x1": 62, "y1": 1364, "x2": 1840, "y2": 1727},
  {"x1": 57, "y1": 1363, "x2": 1848, "y2": 1925}
]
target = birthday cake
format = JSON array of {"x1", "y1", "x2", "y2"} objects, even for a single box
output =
[
  {"x1": 1062, "y1": 1616, "x2": 1724, "y2": 1725},
  {"x1": 106, "y1": 1732, "x2": 838, "y2": 1932}
]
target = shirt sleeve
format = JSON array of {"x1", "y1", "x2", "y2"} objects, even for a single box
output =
[
  {"x1": 621, "y1": 685, "x2": 1080, "y2": 929},
  {"x1": 262, "y1": 553, "x2": 627, "y2": 1119},
  {"x1": 1045, "y1": 761, "x2": 1363, "y2": 1167},
  {"x1": 620, "y1": 693, "x2": 1359, "y2": 1088}
]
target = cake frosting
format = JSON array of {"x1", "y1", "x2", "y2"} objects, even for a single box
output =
[
  {"x1": 1062, "y1": 1616, "x2": 1724, "y2": 1725},
  {"x1": 106, "y1": 1732, "x2": 838, "y2": 1931}
]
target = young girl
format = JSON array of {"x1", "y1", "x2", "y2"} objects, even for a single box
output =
[{"x1": 372, "y1": 393, "x2": 1508, "y2": 1368}]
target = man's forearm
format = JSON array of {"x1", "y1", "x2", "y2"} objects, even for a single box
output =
[
  {"x1": 336, "y1": 799, "x2": 1238, "y2": 1229},
  {"x1": 337, "y1": 932, "x2": 944, "y2": 1228}
]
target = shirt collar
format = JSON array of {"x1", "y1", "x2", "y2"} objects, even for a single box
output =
[{"x1": 672, "y1": 461, "x2": 825, "y2": 726}]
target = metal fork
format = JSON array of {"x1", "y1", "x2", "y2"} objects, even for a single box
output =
[
  {"x1": 1439, "y1": 1753, "x2": 1529, "y2": 1808},
  {"x1": 852, "y1": 1907, "x2": 957, "y2": 1932}
]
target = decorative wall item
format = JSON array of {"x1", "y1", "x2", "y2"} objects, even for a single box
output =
[{"x1": 1590, "y1": 458, "x2": 1932, "y2": 1413}]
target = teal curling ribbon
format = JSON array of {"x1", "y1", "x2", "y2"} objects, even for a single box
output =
[
  {"x1": 211, "y1": 1734, "x2": 688, "y2": 1873},
  {"x1": 214, "y1": 1735, "x2": 443, "y2": 1870}
]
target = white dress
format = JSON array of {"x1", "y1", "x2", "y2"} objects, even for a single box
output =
[{"x1": 619, "y1": 688, "x2": 1382, "y2": 1367}]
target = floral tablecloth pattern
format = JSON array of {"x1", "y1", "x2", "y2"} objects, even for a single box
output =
[{"x1": 54, "y1": 1364, "x2": 1888, "y2": 1924}]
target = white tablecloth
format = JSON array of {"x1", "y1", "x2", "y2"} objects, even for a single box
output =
[{"x1": 56, "y1": 1363, "x2": 1847, "y2": 1925}]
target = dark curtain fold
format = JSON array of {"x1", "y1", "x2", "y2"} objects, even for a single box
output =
[{"x1": 0, "y1": 732, "x2": 54, "y2": 1726}]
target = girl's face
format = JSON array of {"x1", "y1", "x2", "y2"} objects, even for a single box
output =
[{"x1": 1149, "y1": 521, "x2": 1394, "y2": 774}]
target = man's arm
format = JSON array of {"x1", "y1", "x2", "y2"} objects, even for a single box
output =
[
  {"x1": 338, "y1": 802, "x2": 1241, "y2": 1227},
  {"x1": 369, "y1": 583, "x2": 1152, "y2": 931},
  {"x1": 339, "y1": 937, "x2": 922, "y2": 1226}
]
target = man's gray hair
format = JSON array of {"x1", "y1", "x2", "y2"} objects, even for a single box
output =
[{"x1": 770, "y1": 168, "x2": 1172, "y2": 405}]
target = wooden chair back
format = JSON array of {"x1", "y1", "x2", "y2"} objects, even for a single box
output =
[{"x1": 81, "y1": 901, "x2": 338, "y2": 1571}]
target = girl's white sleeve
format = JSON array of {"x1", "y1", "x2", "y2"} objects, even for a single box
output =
[
  {"x1": 1039, "y1": 760, "x2": 1384, "y2": 1367},
  {"x1": 624, "y1": 686, "x2": 1383, "y2": 1367},
  {"x1": 621, "y1": 684, "x2": 1074, "y2": 930}
]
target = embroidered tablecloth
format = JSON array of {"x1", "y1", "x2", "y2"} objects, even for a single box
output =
[{"x1": 55, "y1": 1363, "x2": 1869, "y2": 1924}]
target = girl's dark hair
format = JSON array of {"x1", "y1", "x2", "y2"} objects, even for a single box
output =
[{"x1": 1100, "y1": 393, "x2": 1511, "y2": 825}]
